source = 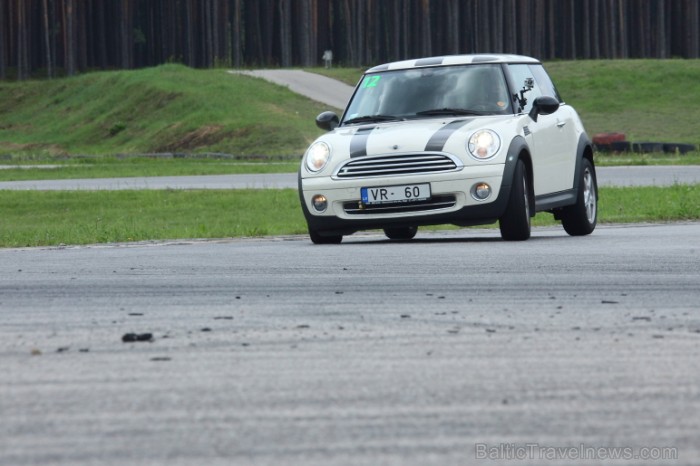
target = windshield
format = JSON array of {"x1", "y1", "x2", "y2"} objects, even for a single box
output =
[{"x1": 342, "y1": 64, "x2": 512, "y2": 125}]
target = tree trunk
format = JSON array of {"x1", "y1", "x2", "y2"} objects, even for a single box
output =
[
  {"x1": 503, "y1": 0, "x2": 516, "y2": 54},
  {"x1": 42, "y1": 0, "x2": 52, "y2": 78},
  {"x1": 120, "y1": 0, "x2": 132, "y2": 69},
  {"x1": 420, "y1": 0, "x2": 431, "y2": 57},
  {"x1": 279, "y1": 0, "x2": 291, "y2": 66},
  {"x1": 686, "y1": 0, "x2": 699, "y2": 58},
  {"x1": 300, "y1": 0, "x2": 312, "y2": 66},
  {"x1": 341, "y1": 0, "x2": 354, "y2": 65},
  {"x1": 203, "y1": 0, "x2": 211, "y2": 66},
  {"x1": 64, "y1": 0, "x2": 76, "y2": 76},
  {"x1": 185, "y1": 0, "x2": 196, "y2": 66},
  {"x1": 17, "y1": 0, "x2": 28, "y2": 80},
  {"x1": 652, "y1": 0, "x2": 665, "y2": 58},
  {"x1": 232, "y1": 0, "x2": 242, "y2": 68},
  {"x1": 0, "y1": 0, "x2": 5, "y2": 79}
]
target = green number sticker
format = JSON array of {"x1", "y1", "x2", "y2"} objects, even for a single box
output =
[{"x1": 362, "y1": 75, "x2": 381, "y2": 88}]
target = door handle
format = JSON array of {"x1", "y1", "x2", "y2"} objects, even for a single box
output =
[{"x1": 556, "y1": 121, "x2": 567, "y2": 128}]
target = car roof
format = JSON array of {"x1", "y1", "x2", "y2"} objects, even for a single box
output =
[{"x1": 365, "y1": 54, "x2": 541, "y2": 74}]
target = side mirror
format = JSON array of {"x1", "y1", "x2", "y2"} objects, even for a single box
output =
[
  {"x1": 528, "y1": 96, "x2": 560, "y2": 122},
  {"x1": 315, "y1": 111, "x2": 339, "y2": 131}
]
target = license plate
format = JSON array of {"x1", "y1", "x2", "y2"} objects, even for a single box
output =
[{"x1": 361, "y1": 183, "x2": 431, "y2": 205}]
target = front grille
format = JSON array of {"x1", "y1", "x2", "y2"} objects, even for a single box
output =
[
  {"x1": 335, "y1": 153, "x2": 460, "y2": 179},
  {"x1": 343, "y1": 195, "x2": 457, "y2": 215}
]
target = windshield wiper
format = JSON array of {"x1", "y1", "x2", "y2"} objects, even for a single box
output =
[
  {"x1": 343, "y1": 114, "x2": 403, "y2": 125},
  {"x1": 415, "y1": 108, "x2": 486, "y2": 116}
]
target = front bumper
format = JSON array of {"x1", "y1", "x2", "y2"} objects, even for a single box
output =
[{"x1": 300, "y1": 163, "x2": 513, "y2": 235}]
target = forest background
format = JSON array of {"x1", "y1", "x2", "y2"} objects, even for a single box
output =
[{"x1": 2, "y1": 0, "x2": 700, "y2": 80}]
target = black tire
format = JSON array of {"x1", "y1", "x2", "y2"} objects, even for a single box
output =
[
  {"x1": 561, "y1": 158, "x2": 597, "y2": 236},
  {"x1": 383, "y1": 226, "x2": 418, "y2": 240},
  {"x1": 499, "y1": 159, "x2": 531, "y2": 241},
  {"x1": 662, "y1": 143, "x2": 696, "y2": 155},
  {"x1": 308, "y1": 228, "x2": 342, "y2": 244}
]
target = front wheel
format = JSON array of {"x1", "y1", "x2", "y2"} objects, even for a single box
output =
[
  {"x1": 561, "y1": 158, "x2": 597, "y2": 236},
  {"x1": 499, "y1": 159, "x2": 531, "y2": 241},
  {"x1": 384, "y1": 226, "x2": 418, "y2": 240},
  {"x1": 309, "y1": 228, "x2": 342, "y2": 244}
]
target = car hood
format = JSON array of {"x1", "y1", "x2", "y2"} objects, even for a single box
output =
[{"x1": 317, "y1": 117, "x2": 510, "y2": 161}]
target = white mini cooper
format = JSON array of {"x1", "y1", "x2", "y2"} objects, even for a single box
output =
[{"x1": 299, "y1": 54, "x2": 597, "y2": 243}]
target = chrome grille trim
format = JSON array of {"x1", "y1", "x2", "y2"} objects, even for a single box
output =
[
  {"x1": 343, "y1": 195, "x2": 457, "y2": 215},
  {"x1": 333, "y1": 152, "x2": 462, "y2": 179}
]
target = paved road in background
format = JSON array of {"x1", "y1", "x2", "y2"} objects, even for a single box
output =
[
  {"x1": 0, "y1": 173, "x2": 299, "y2": 191},
  {"x1": 1, "y1": 223, "x2": 699, "y2": 465},
  {"x1": 230, "y1": 69, "x2": 355, "y2": 110},
  {"x1": 1, "y1": 165, "x2": 699, "y2": 190}
]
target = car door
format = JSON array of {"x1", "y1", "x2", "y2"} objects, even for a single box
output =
[{"x1": 507, "y1": 64, "x2": 577, "y2": 195}]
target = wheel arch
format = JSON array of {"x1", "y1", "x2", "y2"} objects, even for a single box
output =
[
  {"x1": 573, "y1": 133, "x2": 597, "y2": 198},
  {"x1": 503, "y1": 136, "x2": 535, "y2": 217}
]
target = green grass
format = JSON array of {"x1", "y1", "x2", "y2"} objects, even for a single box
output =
[
  {"x1": 1, "y1": 185, "x2": 698, "y2": 248},
  {"x1": 0, "y1": 156, "x2": 299, "y2": 181},
  {"x1": 0, "y1": 189, "x2": 308, "y2": 247},
  {"x1": 545, "y1": 59, "x2": 700, "y2": 145},
  {"x1": 0, "y1": 63, "x2": 327, "y2": 158}
]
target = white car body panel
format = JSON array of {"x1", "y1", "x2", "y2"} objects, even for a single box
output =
[
  {"x1": 299, "y1": 53, "x2": 596, "y2": 242},
  {"x1": 529, "y1": 105, "x2": 581, "y2": 194}
]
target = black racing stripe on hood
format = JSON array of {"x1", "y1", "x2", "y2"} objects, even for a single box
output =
[
  {"x1": 424, "y1": 119, "x2": 472, "y2": 152},
  {"x1": 349, "y1": 126, "x2": 375, "y2": 158}
]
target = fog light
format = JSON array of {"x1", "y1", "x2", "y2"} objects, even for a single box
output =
[
  {"x1": 312, "y1": 194, "x2": 328, "y2": 212},
  {"x1": 472, "y1": 182, "x2": 491, "y2": 201}
]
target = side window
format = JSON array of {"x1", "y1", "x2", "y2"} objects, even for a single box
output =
[
  {"x1": 507, "y1": 64, "x2": 544, "y2": 114},
  {"x1": 529, "y1": 64, "x2": 562, "y2": 102}
]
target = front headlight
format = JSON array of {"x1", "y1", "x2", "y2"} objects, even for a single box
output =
[
  {"x1": 305, "y1": 141, "x2": 331, "y2": 172},
  {"x1": 468, "y1": 130, "x2": 501, "y2": 160}
]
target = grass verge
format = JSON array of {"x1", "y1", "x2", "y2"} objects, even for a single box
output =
[
  {"x1": 1, "y1": 185, "x2": 698, "y2": 248},
  {"x1": 0, "y1": 156, "x2": 300, "y2": 181}
]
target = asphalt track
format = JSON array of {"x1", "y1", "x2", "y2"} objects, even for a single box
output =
[
  {"x1": 1, "y1": 223, "x2": 699, "y2": 465},
  {"x1": 2, "y1": 69, "x2": 699, "y2": 466}
]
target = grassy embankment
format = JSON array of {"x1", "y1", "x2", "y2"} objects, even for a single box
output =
[
  {"x1": 1, "y1": 60, "x2": 700, "y2": 178},
  {"x1": 1, "y1": 60, "x2": 699, "y2": 247},
  {"x1": 0, "y1": 64, "x2": 325, "y2": 178}
]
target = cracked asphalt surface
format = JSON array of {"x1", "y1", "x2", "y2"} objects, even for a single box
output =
[
  {"x1": 1, "y1": 70, "x2": 698, "y2": 465},
  {"x1": 1, "y1": 223, "x2": 699, "y2": 465}
]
